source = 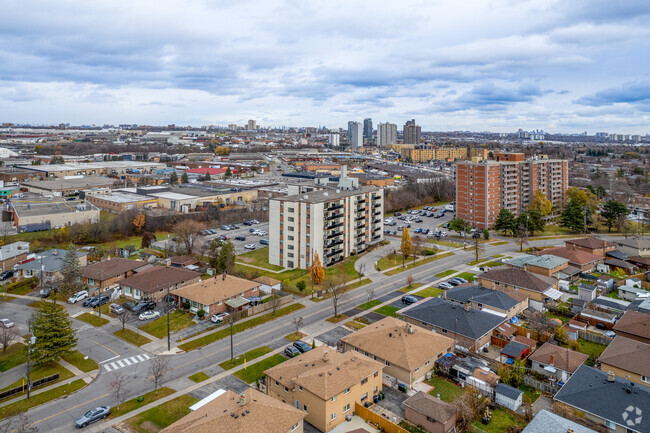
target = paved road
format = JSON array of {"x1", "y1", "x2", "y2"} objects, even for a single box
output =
[{"x1": 0, "y1": 235, "x2": 629, "y2": 432}]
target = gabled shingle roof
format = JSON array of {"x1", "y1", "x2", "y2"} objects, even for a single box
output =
[
  {"x1": 500, "y1": 341, "x2": 528, "y2": 358},
  {"x1": 478, "y1": 268, "x2": 554, "y2": 293},
  {"x1": 540, "y1": 247, "x2": 601, "y2": 265},
  {"x1": 598, "y1": 336, "x2": 650, "y2": 378},
  {"x1": 522, "y1": 409, "x2": 598, "y2": 433},
  {"x1": 400, "y1": 297, "x2": 505, "y2": 340},
  {"x1": 83, "y1": 258, "x2": 147, "y2": 280},
  {"x1": 495, "y1": 383, "x2": 523, "y2": 400},
  {"x1": 565, "y1": 237, "x2": 615, "y2": 250},
  {"x1": 118, "y1": 266, "x2": 200, "y2": 293},
  {"x1": 528, "y1": 342, "x2": 588, "y2": 374},
  {"x1": 445, "y1": 285, "x2": 520, "y2": 311},
  {"x1": 171, "y1": 274, "x2": 260, "y2": 306},
  {"x1": 613, "y1": 310, "x2": 650, "y2": 341},
  {"x1": 554, "y1": 365, "x2": 650, "y2": 432},
  {"x1": 403, "y1": 392, "x2": 456, "y2": 423}
]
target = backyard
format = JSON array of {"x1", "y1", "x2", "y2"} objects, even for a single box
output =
[{"x1": 426, "y1": 376, "x2": 464, "y2": 402}]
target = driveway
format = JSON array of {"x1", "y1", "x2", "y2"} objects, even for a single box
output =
[{"x1": 376, "y1": 387, "x2": 408, "y2": 418}]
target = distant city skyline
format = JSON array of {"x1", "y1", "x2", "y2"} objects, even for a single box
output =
[{"x1": 2, "y1": 1, "x2": 650, "y2": 133}]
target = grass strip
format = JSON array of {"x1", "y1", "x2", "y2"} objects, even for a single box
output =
[
  {"x1": 188, "y1": 372, "x2": 210, "y2": 383},
  {"x1": 415, "y1": 287, "x2": 443, "y2": 298},
  {"x1": 374, "y1": 305, "x2": 400, "y2": 317},
  {"x1": 125, "y1": 394, "x2": 198, "y2": 433},
  {"x1": 385, "y1": 253, "x2": 454, "y2": 276},
  {"x1": 219, "y1": 346, "x2": 272, "y2": 370},
  {"x1": 357, "y1": 299, "x2": 382, "y2": 310},
  {"x1": 345, "y1": 321, "x2": 366, "y2": 330},
  {"x1": 140, "y1": 310, "x2": 195, "y2": 339},
  {"x1": 109, "y1": 387, "x2": 175, "y2": 418},
  {"x1": 326, "y1": 314, "x2": 349, "y2": 324},
  {"x1": 178, "y1": 304, "x2": 304, "y2": 352},
  {"x1": 76, "y1": 312, "x2": 109, "y2": 327},
  {"x1": 284, "y1": 332, "x2": 304, "y2": 342},
  {"x1": 114, "y1": 329, "x2": 152, "y2": 347},
  {"x1": 456, "y1": 272, "x2": 476, "y2": 281},
  {"x1": 233, "y1": 354, "x2": 287, "y2": 384},
  {"x1": 0, "y1": 361, "x2": 74, "y2": 395},
  {"x1": 62, "y1": 350, "x2": 98, "y2": 373},
  {"x1": 0, "y1": 343, "x2": 26, "y2": 372},
  {"x1": 0, "y1": 380, "x2": 85, "y2": 420},
  {"x1": 435, "y1": 269, "x2": 457, "y2": 278}
]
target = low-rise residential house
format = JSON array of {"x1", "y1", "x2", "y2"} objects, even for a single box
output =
[
  {"x1": 504, "y1": 254, "x2": 569, "y2": 278},
  {"x1": 613, "y1": 310, "x2": 650, "y2": 344},
  {"x1": 578, "y1": 283, "x2": 598, "y2": 302},
  {"x1": 554, "y1": 365, "x2": 650, "y2": 433},
  {"x1": 82, "y1": 258, "x2": 147, "y2": 291},
  {"x1": 528, "y1": 343, "x2": 588, "y2": 383},
  {"x1": 466, "y1": 368, "x2": 499, "y2": 398},
  {"x1": 160, "y1": 388, "x2": 306, "y2": 433},
  {"x1": 443, "y1": 284, "x2": 527, "y2": 319},
  {"x1": 477, "y1": 268, "x2": 560, "y2": 309},
  {"x1": 0, "y1": 241, "x2": 29, "y2": 272},
  {"x1": 589, "y1": 296, "x2": 630, "y2": 317},
  {"x1": 16, "y1": 248, "x2": 88, "y2": 283},
  {"x1": 597, "y1": 275, "x2": 614, "y2": 290},
  {"x1": 495, "y1": 383, "x2": 523, "y2": 411},
  {"x1": 598, "y1": 336, "x2": 650, "y2": 386},
  {"x1": 399, "y1": 297, "x2": 506, "y2": 353},
  {"x1": 627, "y1": 277, "x2": 643, "y2": 288},
  {"x1": 402, "y1": 391, "x2": 457, "y2": 433},
  {"x1": 171, "y1": 274, "x2": 260, "y2": 315},
  {"x1": 579, "y1": 308, "x2": 617, "y2": 329},
  {"x1": 499, "y1": 341, "x2": 529, "y2": 364},
  {"x1": 264, "y1": 345, "x2": 383, "y2": 432},
  {"x1": 522, "y1": 409, "x2": 598, "y2": 433},
  {"x1": 615, "y1": 237, "x2": 650, "y2": 258},
  {"x1": 169, "y1": 255, "x2": 199, "y2": 268},
  {"x1": 618, "y1": 285, "x2": 650, "y2": 302},
  {"x1": 540, "y1": 247, "x2": 602, "y2": 273},
  {"x1": 118, "y1": 266, "x2": 201, "y2": 301},
  {"x1": 341, "y1": 317, "x2": 454, "y2": 389},
  {"x1": 570, "y1": 299, "x2": 587, "y2": 314},
  {"x1": 565, "y1": 237, "x2": 617, "y2": 258},
  {"x1": 254, "y1": 276, "x2": 282, "y2": 294}
]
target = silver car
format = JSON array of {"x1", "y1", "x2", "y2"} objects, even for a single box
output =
[
  {"x1": 0, "y1": 318, "x2": 14, "y2": 328},
  {"x1": 75, "y1": 406, "x2": 110, "y2": 428}
]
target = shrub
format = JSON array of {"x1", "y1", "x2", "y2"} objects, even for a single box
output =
[
  {"x1": 197, "y1": 309, "x2": 205, "y2": 319},
  {"x1": 296, "y1": 281, "x2": 306, "y2": 292},
  {"x1": 422, "y1": 248, "x2": 437, "y2": 256},
  {"x1": 182, "y1": 301, "x2": 190, "y2": 310}
]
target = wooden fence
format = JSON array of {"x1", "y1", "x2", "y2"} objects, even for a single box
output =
[
  {"x1": 245, "y1": 295, "x2": 292, "y2": 316},
  {"x1": 577, "y1": 330, "x2": 613, "y2": 345},
  {"x1": 523, "y1": 375, "x2": 559, "y2": 394},
  {"x1": 355, "y1": 403, "x2": 409, "y2": 433}
]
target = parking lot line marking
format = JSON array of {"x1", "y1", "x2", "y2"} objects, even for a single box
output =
[
  {"x1": 99, "y1": 355, "x2": 119, "y2": 364},
  {"x1": 122, "y1": 358, "x2": 131, "y2": 365},
  {"x1": 116, "y1": 360, "x2": 125, "y2": 368},
  {"x1": 103, "y1": 364, "x2": 112, "y2": 372}
]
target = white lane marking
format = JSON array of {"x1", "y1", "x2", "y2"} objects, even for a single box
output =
[
  {"x1": 99, "y1": 355, "x2": 120, "y2": 364},
  {"x1": 116, "y1": 360, "x2": 125, "y2": 368},
  {"x1": 103, "y1": 364, "x2": 112, "y2": 372},
  {"x1": 122, "y1": 358, "x2": 131, "y2": 365}
]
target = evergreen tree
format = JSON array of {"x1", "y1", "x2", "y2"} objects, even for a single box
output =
[
  {"x1": 169, "y1": 172, "x2": 179, "y2": 185},
  {"x1": 448, "y1": 217, "x2": 469, "y2": 236},
  {"x1": 493, "y1": 209, "x2": 516, "y2": 236},
  {"x1": 181, "y1": 172, "x2": 189, "y2": 184},
  {"x1": 61, "y1": 245, "x2": 82, "y2": 296},
  {"x1": 527, "y1": 209, "x2": 545, "y2": 235},
  {"x1": 600, "y1": 200, "x2": 628, "y2": 232},
  {"x1": 29, "y1": 302, "x2": 77, "y2": 365},
  {"x1": 225, "y1": 167, "x2": 233, "y2": 178},
  {"x1": 559, "y1": 199, "x2": 586, "y2": 232}
]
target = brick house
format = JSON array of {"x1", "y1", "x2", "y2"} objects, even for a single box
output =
[
  {"x1": 564, "y1": 237, "x2": 617, "y2": 258},
  {"x1": 82, "y1": 258, "x2": 148, "y2": 291},
  {"x1": 118, "y1": 266, "x2": 201, "y2": 301},
  {"x1": 171, "y1": 273, "x2": 260, "y2": 315},
  {"x1": 403, "y1": 391, "x2": 457, "y2": 433}
]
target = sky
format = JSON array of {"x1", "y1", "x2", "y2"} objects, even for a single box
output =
[{"x1": 1, "y1": 0, "x2": 650, "y2": 133}]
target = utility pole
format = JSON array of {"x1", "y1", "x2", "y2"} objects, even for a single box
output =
[
  {"x1": 26, "y1": 323, "x2": 35, "y2": 399},
  {"x1": 229, "y1": 316, "x2": 234, "y2": 364},
  {"x1": 584, "y1": 206, "x2": 588, "y2": 235},
  {"x1": 98, "y1": 268, "x2": 102, "y2": 319},
  {"x1": 166, "y1": 285, "x2": 171, "y2": 351}
]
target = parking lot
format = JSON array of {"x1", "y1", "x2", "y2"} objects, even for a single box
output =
[
  {"x1": 384, "y1": 206, "x2": 456, "y2": 239},
  {"x1": 201, "y1": 220, "x2": 270, "y2": 255}
]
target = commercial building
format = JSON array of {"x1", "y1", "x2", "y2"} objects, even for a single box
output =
[
  {"x1": 469, "y1": 147, "x2": 489, "y2": 160},
  {"x1": 18, "y1": 161, "x2": 164, "y2": 179},
  {"x1": 268, "y1": 169, "x2": 383, "y2": 269},
  {"x1": 264, "y1": 345, "x2": 383, "y2": 432},
  {"x1": 20, "y1": 177, "x2": 116, "y2": 196},
  {"x1": 377, "y1": 122, "x2": 397, "y2": 147},
  {"x1": 10, "y1": 195, "x2": 100, "y2": 228},
  {"x1": 455, "y1": 153, "x2": 568, "y2": 229},
  {"x1": 403, "y1": 119, "x2": 421, "y2": 144},
  {"x1": 347, "y1": 121, "x2": 363, "y2": 148}
]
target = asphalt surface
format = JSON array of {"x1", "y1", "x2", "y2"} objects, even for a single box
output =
[{"x1": 0, "y1": 234, "x2": 630, "y2": 432}]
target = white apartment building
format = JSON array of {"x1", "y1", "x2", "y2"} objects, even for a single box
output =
[
  {"x1": 348, "y1": 121, "x2": 363, "y2": 148},
  {"x1": 269, "y1": 186, "x2": 384, "y2": 269},
  {"x1": 377, "y1": 123, "x2": 397, "y2": 147}
]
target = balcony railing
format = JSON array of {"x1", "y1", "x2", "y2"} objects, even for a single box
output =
[
  {"x1": 325, "y1": 239, "x2": 343, "y2": 248},
  {"x1": 326, "y1": 231, "x2": 343, "y2": 239},
  {"x1": 325, "y1": 222, "x2": 343, "y2": 230},
  {"x1": 356, "y1": 198, "x2": 366, "y2": 204},
  {"x1": 326, "y1": 248, "x2": 343, "y2": 258},
  {"x1": 326, "y1": 203, "x2": 343, "y2": 211},
  {"x1": 326, "y1": 212, "x2": 343, "y2": 221}
]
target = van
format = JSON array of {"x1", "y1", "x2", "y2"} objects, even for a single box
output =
[{"x1": 68, "y1": 290, "x2": 89, "y2": 304}]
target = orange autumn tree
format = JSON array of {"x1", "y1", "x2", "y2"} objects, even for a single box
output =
[
  {"x1": 133, "y1": 214, "x2": 145, "y2": 233},
  {"x1": 310, "y1": 251, "x2": 325, "y2": 297}
]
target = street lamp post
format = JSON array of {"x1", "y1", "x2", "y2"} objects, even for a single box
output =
[{"x1": 166, "y1": 285, "x2": 171, "y2": 351}]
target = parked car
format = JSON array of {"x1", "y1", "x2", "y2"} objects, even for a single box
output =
[
  {"x1": 250, "y1": 219, "x2": 260, "y2": 224},
  {"x1": 414, "y1": 228, "x2": 423, "y2": 233},
  {"x1": 260, "y1": 239, "x2": 269, "y2": 245},
  {"x1": 249, "y1": 228, "x2": 257, "y2": 233},
  {"x1": 75, "y1": 406, "x2": 111, "y2": 428},
  {"x1": 96, "y1": 295, "x2": 110, "y2": 307},
  {"x1": 0, "y1": 270, "x2": 14, "y2": 280},
  {"x1": 231, "y1": 224, "x2": 240, "y2": 229},
  {"x1": 0, "y1": 318, "x2": 14, "y2": 328},
  {"x1": 401, "y1": 295, "x2": 418, "y2": 305},
  {"x1": 604, "y1": 330, "x2": 616, "y2": 338},
  {"x1": 442, "y1": 222, "x2": 450, "y2": 228},
  {"x1": 121, "y1": 301, "x2": 137, "y2": 312},
  {"x1": 450, "y1": 277, "x2": 467, "y2": 284},
  {"x1": 438, "y1": 282, "x2": 453, "y2": 290},
  {"x1": 139, "y1": 310, "x2": 161, "y2": 321},
  {"x1": 133, "y1": 301, "x2": 156, "y2": 313},
  {"x1": 394, "y1": 212, "x2": 402, "y2": 216},
  {"x1": 244, "y1": 244, "x2": 256, "y2": 250},
  {"x1": 422, "y1": 229, "x2": 430, "y2": 235},
  {"x1": 219, "y1": 235, "x2": 229, "y2": 241},
  {"x1": 210, "y1": 312, "x2": 229, "y2": 324},
  {"x1": 243, "y1": 220, "x2": 252, "y2": 226},
  {"x1": 293, "y1": 340, "x2": 312, "y2": 353},
  {"x1": 256, "y1": 230, "x2": 268, "y2": 236},
  {"x1": 68, "y1": 290, "x2": 89, "y2": 304},
  {"x1": 234, "y1": 236, "x2": 246, "y2": 241},
  {"x1": 82, "y1": 297, "x2": 98, "y2": 307},
  {"x1": 110, "y1": 303, "x2": 125, "y2": 315},
  {"x1": 284, "y1": 346, "x2": 301, "y2": 357},
  {"x1": 220, "y1": 225, "x2": 231, "y2": 230},
  {"x1": 447, "y1": 279, "x2": 462, "y2": 287},
  {"x1": 595, "y1": 323, "x2": 607, "y2": 330}
]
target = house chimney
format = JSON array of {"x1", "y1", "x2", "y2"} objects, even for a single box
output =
[
  {"x1": 222, "y1": 272, "x2": 226, "y2": 281},
  {"x1": 464, "y1": 302, "x2": 470, "y2": 312},
  {"x1": 443, "y1": 290, "x2": 447, "y2": 300},
  {"x1": 607, "y1": 371, "x2": 615, "y2": 382},
  {"x1": 238, "y1": 393, "x2": 247, "y2": 406},
  {"x1": 550, "y1": 354, "x2": 554, "y2": 366},
  {"x1": 323, "y1": 350, "x2": 329, "y2": 362}
]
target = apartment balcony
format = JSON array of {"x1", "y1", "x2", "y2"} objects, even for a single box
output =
[
  {"x1": 326, "y1": 248, "x2": 344, "y2": 258},
  {"x1": 356, "y1": 198, "x2": 366, "y2": 205},
  {"x1": 326, "y1": 231, "x2": 343, "y2": 239},
  {"x1": 325, "y1": 239, "x2": 343, "y2": 248},
  {"x1": 373, "y1": 202, "x2": 381, "y2": 208},
  {"x1": 326, "y1": 212, "x2": 343, "y2": 221},
  {"x1": 372, "y1": 234, "x2": 381, "y2": 240},
  {"x1": 325, "y1": 221, "x2": 343, "y2": 230},
  {"x1": 372, "y1": 225, "x2": 381, "y2": 231},
  {"x1": 355, "y1": 214, "x2": 365, "y2": 221},
  {"x1": 356, "y1": 220, "x2": 365, "y2": 228},
  {"x1": 326, "y1": 203, "x2": 343, "y2": 211}
]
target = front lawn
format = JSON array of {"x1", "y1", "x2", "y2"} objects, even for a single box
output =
[
  {"x1": 326, "y1": 314, "x2": 349, "y2": 323},
  {"x1": 114, "y1": 329, "x2": 152, "y2": 347},
  {"x1": 0, "y1": 379, "x2": 86, "y2": 420},
  {"x1": 62, "y1": 350, "x2": 98, "y2": 372},
  {"x1": 398, "y1": 283, "x2": 423, "y2": 293},
  {"x1": 233, "y1": 354, "x2": 287, "y2": 384},
  {"x1": 0, "y1": 343, "x2": 26, "y2": 372},
  {"x1": 110, "y1": 387, "x2": 175, "y2": 418},
  {"x1": 125, "y1": 394, "x2": 198, "y2": 433},
  {"x1": 385, "y1": 253, "x2": 454, "y2": 276},
  {"x1": 415, "y1": 287, "x2": 443, "y2": 298},
  {"x1": 140, "y1": 310, "x2": 196, "y2": 339},
  {"x1": 188, "y1": 372, "x2": 210, "y2": 383},
  {"x1": 456, "y1": 272, "x2": 477, "y2": 281},
  {"x1": 427, "y1": 376, "x2": 463, "y2": 402},
  {"x1": 374, "y1": 305, "x2": 400, "y2": 318},
  {"x1": 178, "y1": 304, "x2": 304, "y2": 351},
  {"x1": 357, "y1": 299, "x2": 382, "y2": 310},
  {"x1": 284, "y1": 332, "x2": 304, "y2": 342},
  {"x1": 435, "y1": 269, "x2": 457, "y2": 278},
  {"x1": 472, "y1": 408, "x2": 526, "y2": 433},
  {"x1": 345, "y1": 321, "x2": 366, "y2": 330},
  {"x1": 0, "y1": 277, "x2": 38, "y2": 296},
  {"x1": 427, "y1": 239, "x2": 463, "y2": 248},
  {"x1": 0, "y1": 361, "x2": 74, "y2": 395},
  {"x1": 76, "y1": 312, "x2": 109, "y2": 327},
  {"x1": 236, "y1": 247, "x2": 284, "y2": 271},
  {"x1": 219, "y1": 346, "x2": 272, "y2": 370},
  {"x1": 377, "y1": 253, "x2": 405, "y2": 270}
]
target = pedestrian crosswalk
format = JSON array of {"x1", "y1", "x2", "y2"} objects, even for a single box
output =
[{"x1": 103, "y1": 354, "x2": 151, "y2": 372}]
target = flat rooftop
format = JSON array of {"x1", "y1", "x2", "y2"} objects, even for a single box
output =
[
  {"x1": 21, "y1": 176, "x2": 116, "y2": 190},
  {"x1": 276, "y1": 186, "x2": 379, "y2": 203},
  {"x1": 11, "y1": 196, "x2": 97, "y2": 217},
  {"x1": 17, "y1": 161, "x2": 164, "y2": 172}
]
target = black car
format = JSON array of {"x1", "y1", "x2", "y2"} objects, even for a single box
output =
[
  {"x1": 133, "y1": 301, "x2": 156, "y2": 313},
  {"x1": 284, "y1": 346, "x2": 301, "y2": 357},
  {"x1": 121, "y1": 301, "x2": 137, "y2": 312},
  {"x1": 96, "y1": 295, "x2": 110, "y2": 307},
  {"x1": 82, "y1": 297, "x2": 98, "y2": 307},
  {"x1": 243, "y1": 221, "x2": 252, "y2": 226},
  {"x1": 234, "y1": 235, "x2": 246, "y2": 241},
  {"x1": 0, "y1": 270, "x2": 14, "y2": 280},
  {"x1": 293, "y1": 340, "x2": 312, "y2": 353},
  {"x1": 443, "y1": 222, "x2": 450, "y2": 228},
  {"x1": 401, "y1": 295, "x2": 418, "y2": 305},
  {"x1": 249, "y1": 228, "x2": 257, "y2": 233},
  {"x1": 230, "y1": 224, "x2": 240, "y2": 229},
  {"x1": 394, "y1": 212, "x2": 402, "y2": 216}
]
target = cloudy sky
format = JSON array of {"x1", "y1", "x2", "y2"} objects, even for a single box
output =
[{"x1": 1, "y1": 0, "x2": 650, "y2": 133}]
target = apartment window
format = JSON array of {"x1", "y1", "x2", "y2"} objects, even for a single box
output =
[
  {"x1": 302, "y1": 404, "x2": 307, "y2": 411},
  {"x1": 360, "y1": 393, "x2": 368, "y2": 401},
  {"x1": 642, "y1": 376, "x2": 650, "y2": 384},
  {"x1": 284, "y1": 386, "x2": 289, "y2": 393},
  {"x1": 288, "y1": 226, "x2": 294, "y2": 231},
  {"x1": 288, "y1": 208, "x2": 295, "y2": 213},
  {"x1": 288, "y1": 235, "x2": 294, "y2": 241},
  {"x1": 288, "y1": 217, "x2": 294, "y2": 222},
  {"x1": 343, "y1": 388, "x2": 350, "y2": 395},
  {"x1": 425, "y1": 360, "x2": 431, "y2": 366},
  {"x1": 441, "y1": 329, "x2": 448, "y2": 334},
  {"x1": 343, "y1": 404, "x2": 350, "y2": 413},
  {"x1": 331, "y1": 412, "x2": 336, "y2": 421},
  {"x1": 299, "y1": 386, "x2": 303, "y2": 391},
  {"x1": 385, "y1": 361, "x2": 390, "y2": 367},
  {"x1": 288, "y1": 253, "x2": 294, "y2": 258},
  {"x1": 361, "y1": 378, "x2": 368, "y2": 385},
  {"x1": 374, "y1": 371, "x2": 378, "y2": 377},
  {"x1": 288, "y1": 245, "x2": 294, "y2": 250},
  {"x1": 331, "y1": 395, "x2": 336, "y2": 402}
]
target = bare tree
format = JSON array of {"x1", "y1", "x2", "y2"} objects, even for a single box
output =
[
  {"x1": 109, "y1": 372, "x2": 130, "y2": 410},
  {"x1": 516, "y1": 222, "x2": 529, "y2": 252},
  {"x1": 148, "y1": 356, "x2": 170, "y2": 392},
  {"x1": 365, "y1": 287, "x2": 375, "y2": 303},
  {"x1": 327, "y1": 275, "x2": 348, "y2": 318},
  {"x1": 0, "y1": 326, "x2": 18, "y2": 353},
  {"x1": 269, "y1": 290, "x2": 282, "y2": 315},
  {"x1": 412, "y1": 235, "x2": 425, "y2": 265},
  {"x1": 115, "y1": 309, "x2": 133, "y2": 331},
  {"x1": 0, "y1": 412, "x2": 38, "y2": 433},
  {"x1": 406, "y1": 275, "x2": 414, "y2": 289},
  {"x1": 527, "y1": 311, "x2": 552, "y2": 337},
  {"x1": 472, "y1": 233, "x2": 485, "y2": 264},
  {"x1": 356, "y1": 262, "x2": 366, "y2": 282},
  {"x1": 292, "y1": 316, "x2": 304, "y2": 335},
  {"x1": 172, "y1": 220, "x2": 205, "y2": 254},
  {"x1": 427, "y1": 244, "x2": 440, "y2": 258}
]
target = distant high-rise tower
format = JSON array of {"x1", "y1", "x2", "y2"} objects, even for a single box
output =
[
  {"x1": 403, "y1": 119, "x2": 421, "y2": 144},
  {"x1": 247, "y1": 120, "x2": 257, "y2": 131},
  {"x1": 348, "y1": 121, "x2": 363, "y2": 148},
  {"x1": 329, "y1": 134, "x2": 340, "y2": 147},
  {"x1": 377, "y1": 123, "x2": 397, "y2": 147},
  {"x1": 363, "y1": 118, "x2": 373, "y2": 144}
]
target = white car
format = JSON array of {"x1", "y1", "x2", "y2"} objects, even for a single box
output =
[
  {"x1": 211, "y1": 312, "x2": 229, "y2": 324},
  {"x1": 244, "y1": 244, "x2": 256, "y2": 250},
  {"x1": 138, "y1": 311, "x2": 161, "y2": 321},
  {"x1": 255, "y1": 230, "x2": 268, "y2": 236},
  {"x1": 0, "y1": 318, "x2": 14, "y2": 328},
  {"x1": 68, "y1": 290, "x2": 89, "y2": 304}
]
